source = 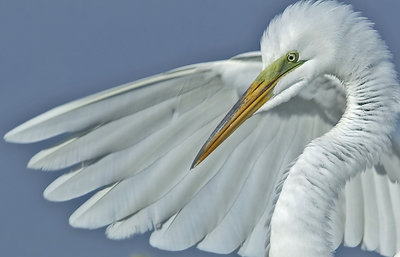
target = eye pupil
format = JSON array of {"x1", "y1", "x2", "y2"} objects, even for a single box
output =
[{"x1": 288, "y1": 53, "x2": 296, "y2": 62}]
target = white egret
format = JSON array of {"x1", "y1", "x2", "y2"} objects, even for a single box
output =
[{"x1": 4, "y1": 1, "x2": 400, "y2": 257}]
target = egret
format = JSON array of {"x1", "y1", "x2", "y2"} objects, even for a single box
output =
[{"x1": 4, "y1": 1, "x2": 400, "y2": 257}]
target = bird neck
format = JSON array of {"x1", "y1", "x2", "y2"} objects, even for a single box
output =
[{"x1": 268, "y1": 59, "x2": 399, "y2": 257}]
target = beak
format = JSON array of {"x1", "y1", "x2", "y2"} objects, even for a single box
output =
[{"x1": 191, "y1": 52, "x2": 305, "y2": 169}]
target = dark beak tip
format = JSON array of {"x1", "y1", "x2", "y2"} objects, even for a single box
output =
[{"x1": 190, "y1": 162, "x2": 197, "y2": 170}]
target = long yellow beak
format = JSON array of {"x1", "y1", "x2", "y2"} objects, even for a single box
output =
[{"x1": 191, "y1": 51, "x2": 305, "y2": 169}]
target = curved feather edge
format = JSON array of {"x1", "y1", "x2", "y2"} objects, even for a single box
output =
[{"x1": 4, "y1": 66, "x2": 211, "y2": 143}]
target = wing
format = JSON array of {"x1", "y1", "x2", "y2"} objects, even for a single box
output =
[
  {"x1": 330, "y1": 128, "x2": 400, "y2": 257},
  {"x1": 7, "y1": 51, "x2": 387, "y2": 257},
  {"x1": 2, "y1": 52, "x2": 346, "y2": 257}
]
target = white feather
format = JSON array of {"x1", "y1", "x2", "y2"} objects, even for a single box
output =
[
  {"x1": 4, "y1": 67, "x2": 214, "y2": 143},
  {"x1": 343, "y1": 173, "x2": 364, "y2": 247},
  {"x1": 388, "y1": 181, "x2": 400, "y2": 251},
  {"x1": 373, "y1": 171, "x2": 396, "y2": 256},
  {"x1": 360, "y1": 168, "x2": 380, "y2": 251}
]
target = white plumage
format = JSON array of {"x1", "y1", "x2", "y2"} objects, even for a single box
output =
[{"x1": 4, "y1": 1, "x2": 400, "y2": 257}]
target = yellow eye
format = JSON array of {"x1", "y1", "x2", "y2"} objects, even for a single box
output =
[{"x1": 287, "y1": 52, "x2": 298, "y2": 62}]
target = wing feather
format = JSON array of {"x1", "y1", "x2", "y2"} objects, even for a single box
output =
[
  {"x1": 4, "y1": 67, "x2": 215, "y2": 143},
  {"x1": 388, "y1": 181, "x2": 400, "y2": 251},
  {"x1": 373, "y1": 171, "x2": 396, "y2": 256},
  {"x1": 343, "y1": 174, "x2": 364, "y2": 247},
  {"x1": 360, "y1": 168, "x2": 380, "y2": 251}
]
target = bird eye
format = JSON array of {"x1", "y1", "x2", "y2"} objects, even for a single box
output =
[{"x1": 287, "y1": 52, "x2": 298, "y2": 62}]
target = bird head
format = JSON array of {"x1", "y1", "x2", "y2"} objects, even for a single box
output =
[
  {"x1": 257, "y1": 0, "x2": 347, "y2": 112},
  {"x1": 191, "y1": 1, "x2": 350, "y2": 168}
]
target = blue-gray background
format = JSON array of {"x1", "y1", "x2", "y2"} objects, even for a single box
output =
[{"x1": 1, "y1": 1, "x2": 399, "y2": 257}]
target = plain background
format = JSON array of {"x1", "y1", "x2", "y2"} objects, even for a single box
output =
[{"x1": 1, "y1": 1, "x2": 400, "y2": 257}]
